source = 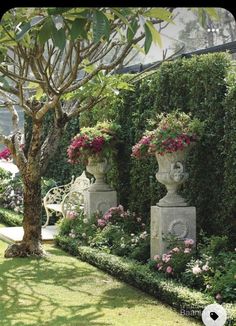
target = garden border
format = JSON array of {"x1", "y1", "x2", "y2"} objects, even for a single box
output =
[
  {"x1": 55, "y1": 236, "x2": 236, "y2": 325},
  {"x1": 0, "y1": 207, "x2": 23, "y2": 226}
]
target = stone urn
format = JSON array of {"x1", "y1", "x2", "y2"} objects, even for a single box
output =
[
  {"x1": 155, "y1": 148, "x2": 190, "y2": 206},
  {"x1": 86, "y1": 157, "x2": 112, "y2": 192}
]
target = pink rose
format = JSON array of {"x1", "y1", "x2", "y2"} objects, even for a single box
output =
[
  {"x1": 97, "y1": 219, "x2": 106, "y2": 227},
  {"x1": 66, "y1": 211, "x2": 77, "y2": 220},
  {"x1": 162, "y1": 254, "x2": 171, "y2": 263},
  {"x1": 166, "y1": 266, "x2": 173, "y2": 274},
  {"x1": 184, "y1": 238, "x2": 194, "y2": 247},
  {"x1": 172, "y1": 247, "x2": 180, "y2": 253}
]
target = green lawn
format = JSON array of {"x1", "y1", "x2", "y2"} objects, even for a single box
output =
[{"x1": 0, "y1": 240, "x2": 201, "y2": 326}]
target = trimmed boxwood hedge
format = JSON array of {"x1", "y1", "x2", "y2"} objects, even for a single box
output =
[{"x1": 55, "y1": 236, "x2": 236, "y2": 325}]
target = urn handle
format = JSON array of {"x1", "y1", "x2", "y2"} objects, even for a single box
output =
[{"x1": 169, "y1": 161, "x2": 184, "y2": 182}]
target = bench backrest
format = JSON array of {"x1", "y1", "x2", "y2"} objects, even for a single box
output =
[{"x1": 70, "y1": 171, "x2": 90, "y2": 194}]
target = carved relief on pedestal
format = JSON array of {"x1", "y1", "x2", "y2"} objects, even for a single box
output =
[
  {"x1": 96, "y1": 201, "x2": 112, "y2": 213},
  {"x1": 168, "y1": 219, "x2": 188, "y2": 239}
]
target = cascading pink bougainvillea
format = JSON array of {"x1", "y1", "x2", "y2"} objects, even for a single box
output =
[
  {"x1": 0, "y1": 147, "x2": 12, "y2": 161},
  {"x1": 67, "y1": 121, "x2": 120, "y2": 165},
  {"x1": 131, "y1": 110, "x2": 203, "y2": 159}
]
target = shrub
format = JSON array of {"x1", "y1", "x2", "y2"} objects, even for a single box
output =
[
  {"x1": 0, "y1": 176, "x2": 24, "y2": 214},
  {"x1": 0, "y1": 207, "x2": 23, "y2": 226},
  {"x1": 150, "y1": 238, "x2": 195, "y2": 278},
  {"x1": 57, "y1": 205, "x2": 150, "y2": 262},
  {"x1": 0, "y1": 167, "x2": 11, "y2": 195},
  {"x1": 181, "y1": 235, "x2": 236, "y2": 303}
]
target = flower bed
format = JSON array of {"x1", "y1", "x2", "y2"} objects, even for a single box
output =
[{"x1": 56, "y1": 205, "x2": 236, "y2": 306}]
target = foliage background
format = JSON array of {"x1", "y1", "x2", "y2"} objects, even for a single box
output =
[{"x1": 30, "y1": 52, "x2": 236, "y2": 239}]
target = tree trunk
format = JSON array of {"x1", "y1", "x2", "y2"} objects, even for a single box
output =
[
  {"x1": 4, "y1": 120, "x2": 46, "y2": 258},
  {"x1": 4, "y1": 176, "x2": 46, "y2": 258}
]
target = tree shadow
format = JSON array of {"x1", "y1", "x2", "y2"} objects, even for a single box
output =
[{"x1": 0, "y1": 243, "x2": 160, "y2": 326}]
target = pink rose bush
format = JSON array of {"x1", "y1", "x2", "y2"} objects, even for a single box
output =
[
  {"x1": 151, "y1": 238, "x2": 195, "y2": 277},
  {"x1": 97, "y1": 205, "x2": 146, "y2": 234},
  {"x1": 67, "y1": 121, "x2": 120, "y2": 165},
  {"x1": 131, "y1": 110, "x2": 203, "y2": 159}
]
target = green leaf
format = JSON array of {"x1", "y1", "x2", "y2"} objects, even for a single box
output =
[
  {"x1": 15, "y1": 22, "x2": 31, "y2": 41},
  {"x1": 132, "y1": 44, "x2": 145, "y2": 55},
  {"x1": 70, "y1": 18, "x2": 87, "y2": 40},
  {"x1": 127, "y1": 19, "x2": 138, "y2": 43},
  {"x1": 35, "y1": 87, "x2": 44, "y2": 100},
  {"x1": 47, "y1": 8, "x2": 72, "y2": 15},
  {"x1": 0, "y1": 49, "x2": 6, "y2": 63},
  {"x1": 111, "y1": 8, "x2": 132, "y2": 30},
  {"x1": 38, "y1": 19, "x2": 53, "y2": 45},
  {"x1": 145, "y1": 21, "x2": 162, "y2": 48},
  {"x1": 30, "y1": 16, "x2": 45, "y2": 27},
  {"x1": 144, "y1": 8, "x2": 173, "y2": 23},
  {"x1": 93, "y1": 10, "x2": 110, "y2": 43},
  {"x1": 0, "y1": 76, "x2": 10, "y2": 90},
  {"x1": 144, "y1": 23, "x2": 152, "y2": 54},
  {"x1": 51, "y1": 25, "x2": 66, "y2": 50}
]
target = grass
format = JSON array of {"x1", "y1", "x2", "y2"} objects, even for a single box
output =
[{"x1": 0, "y1": 239, "x2": 201, "y2": 326}]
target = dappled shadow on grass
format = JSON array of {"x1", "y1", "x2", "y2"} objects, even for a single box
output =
[{"x1": 0, "y1": 243, "x2": 161, "y2": 326}]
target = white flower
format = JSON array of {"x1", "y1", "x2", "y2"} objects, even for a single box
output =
[
  {"x1": 83, "y1": 218, "x2": 88, "y2": 224},
  {"x1": 202, "y1": 264, "x2": 210, "y2": 272},
  {"x1": 82, "y1": 233, "x2": 86, "y2": 238},
  {"x1": 192, "y1": 266, "x2": 202, "y2": 275},
  {"x1": 121, "y1": 244, "x2": 125, "y2": 248}
]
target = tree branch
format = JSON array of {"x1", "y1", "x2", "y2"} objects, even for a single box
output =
[{"x1": 35, "y1": 95, "x2": 60, "y2": 121}]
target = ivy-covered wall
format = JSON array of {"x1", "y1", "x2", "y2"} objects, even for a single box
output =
[{"x1": 35, "y1": 52, "x2": 236, "y2": 238}]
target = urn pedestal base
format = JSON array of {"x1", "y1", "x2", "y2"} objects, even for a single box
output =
[
  {"x1": 85, "y1": 190, "x2": 117, "y2": 218},
  {"x1": 150, "y1": 205, "x2": 196, "y2": 258}
]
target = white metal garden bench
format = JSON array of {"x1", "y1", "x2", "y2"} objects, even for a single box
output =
[{"x1": 43, "y1": 171, "x2": 91, "y2": 227}]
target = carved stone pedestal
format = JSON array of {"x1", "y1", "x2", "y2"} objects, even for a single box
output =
[
  {"x1": 150, "y1": 206, "x2": 196, "y2": 258},
  {"x1": 85, "y1": 190, "x2": 117, "y2": 218}
]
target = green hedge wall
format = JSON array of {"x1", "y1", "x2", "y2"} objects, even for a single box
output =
[
  {"x1": 109, "y1": 53, "x2": 232, "y2": 237},
  {"x1": 34, "y1": 52, "x2": 236, "y2": 238}
]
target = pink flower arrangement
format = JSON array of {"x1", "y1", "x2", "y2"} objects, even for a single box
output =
[
  {"x1": 67, "y1": 121, "x2": 120, "y2": 165},
  {"x1": 131, "y1": 111, "x2": 203, "y2": 159}
]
